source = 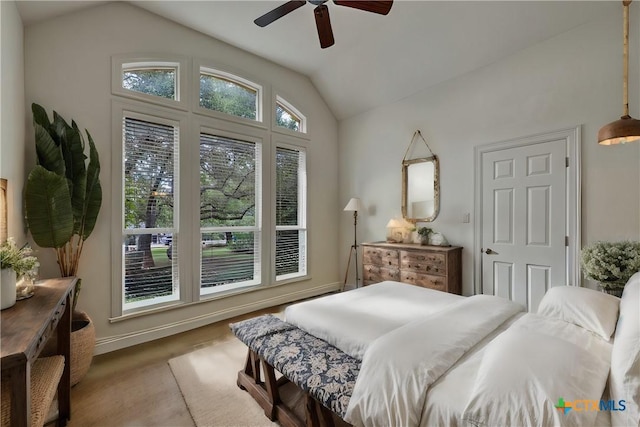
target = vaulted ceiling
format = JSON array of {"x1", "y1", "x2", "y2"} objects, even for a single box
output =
[{"x1": 17, "y1": 1, "x2": 615, "y2": 120}]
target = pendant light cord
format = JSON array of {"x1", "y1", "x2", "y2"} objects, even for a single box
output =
[{"x1": 623, "y1": 1, "x2": 631, "y2": 117}]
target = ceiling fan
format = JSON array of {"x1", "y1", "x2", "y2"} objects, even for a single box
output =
[{"x1": 254, "y1": 1, "x2": 393, "y2": 49}]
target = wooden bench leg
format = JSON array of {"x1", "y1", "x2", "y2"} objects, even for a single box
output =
[
  {"x1": 261, "y1": 359, "x2": 281, "y2": 420},
  {"x1": 305, "y1": 394, "x2": 320, "y2": 427}
]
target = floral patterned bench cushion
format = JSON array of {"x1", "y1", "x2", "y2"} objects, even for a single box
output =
[
  {"x1": 230, "y1": 314, "x2": 360, "y2": 418},
  {"x1": 230, "y1": 314, "x2": 296, "y2": 348}
]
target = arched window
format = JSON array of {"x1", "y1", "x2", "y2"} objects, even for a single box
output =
[
  {"x1": 276, "y1": 96, "x2": 306, "y2": 133},
  {"x1": 199, "y1": 68, "x2": 261, "y2": 121}
]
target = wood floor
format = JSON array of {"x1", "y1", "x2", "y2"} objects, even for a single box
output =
[{"x1": 65, "y1": 305, "x2": 286, "y2": 427}]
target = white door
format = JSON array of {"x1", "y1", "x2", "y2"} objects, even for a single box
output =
[{"x1": 480, "y1": 138, "x2": 568, "y2": 311}]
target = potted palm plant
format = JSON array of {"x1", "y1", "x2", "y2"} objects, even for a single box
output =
[{"x1": 24, "y1": 103, "x2": 102, "y2": 385}]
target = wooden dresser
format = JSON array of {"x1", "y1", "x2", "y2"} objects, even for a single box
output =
[{"x1": 362, "y1": 242, "x2": 462, "y2": 294}]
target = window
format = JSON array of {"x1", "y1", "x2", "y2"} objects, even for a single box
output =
[
  {"x1": 199, "y1": 69, "x2": 261, "y2": 121},
  {"x1": 199, "y1": 133, "x2": 262, "y2": 294},
  {"x1": 275, "y1": 146, "x2": 307, "y2": 280},
  {"x1": 275, "y1": 96, "x2": 306, "y2": 133},
  {"x1": 112, "y1": 56, "x2": 309, "y2": 318},
  {"x1": 123, "y1": 67, "x2": 176, "y2": 100},
  {"x1": 121, "y1": 114, "x2": 180, "y2": 310}
]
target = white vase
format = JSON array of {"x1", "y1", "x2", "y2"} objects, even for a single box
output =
[{"x1": 1, "y1": 268, "x2": 17, "y2": 310}]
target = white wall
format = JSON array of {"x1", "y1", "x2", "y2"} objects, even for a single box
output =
[
  {"x1": 0, "y1": 1, "x2": 26, "y2": 244},
  {"x1": 23, "y1": 2, "x2": 339, "y2": 353},
  {"x1": 339, "y1": 6, "x2": 640, "y2": 295}
]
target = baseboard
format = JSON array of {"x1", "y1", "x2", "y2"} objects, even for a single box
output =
[{"x1": 95, "y1": 281, "x2": 341, "y2": 355}]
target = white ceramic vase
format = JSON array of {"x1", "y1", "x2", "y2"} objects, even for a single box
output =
[{"x1": 1, "y1": 268, "x2": 17, "y2": 310}]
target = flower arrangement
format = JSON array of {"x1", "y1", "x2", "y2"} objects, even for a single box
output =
[
  {"x1": 1, "y1": 238, "x2": 39, "y2": 278},
  {"x1": 581, "y1": 240, "x2": 640, "y2": 291}
]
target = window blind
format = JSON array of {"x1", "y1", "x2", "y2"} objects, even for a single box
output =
[
  {"x1": 199, "y1": 133, "x2": 261, "y2": 291},
  {"x1": 123, "y1": 116, "x2": 179, "y2": 306},
  {"x1": 275, "y1": 146, "x2": 306, "y2": 279}
]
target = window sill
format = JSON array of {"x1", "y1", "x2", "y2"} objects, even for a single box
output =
[{"x1": 109, "y1": 275, "x2": 312, "y2": 323}]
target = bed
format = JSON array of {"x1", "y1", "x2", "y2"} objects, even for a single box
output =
[{"x1": 233, "y1": 274, "x2": 639, "y2": 427}]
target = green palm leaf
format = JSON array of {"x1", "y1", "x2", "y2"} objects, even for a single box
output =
[{"x1": 25, "y1": 166, "x2": 74, "y2": 248}]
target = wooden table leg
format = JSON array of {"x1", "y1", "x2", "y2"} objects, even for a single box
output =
[
  {"x1": 56, "y1": 292, "x2": 72, "y2": 425},
  {"x1": 9, "y1": 362, "x2": 29, "y2": 427}
]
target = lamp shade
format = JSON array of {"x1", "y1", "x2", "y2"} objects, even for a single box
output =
[
  {"x1": 598, "y1": 115, "x2": 640, "y2": 145},
  {"x1": 344, "y1": 198, "x2": 363, "y2": 212}
]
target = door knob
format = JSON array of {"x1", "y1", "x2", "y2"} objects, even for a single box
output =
[{"x1": 482, "y1": 248, "x2": 497, "y2": 255}]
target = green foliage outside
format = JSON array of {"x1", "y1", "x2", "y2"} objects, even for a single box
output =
[
  {"x1": 123, "y1": 72, "x2": 302, "y2": 299},
  {"x1": 276, "y1": 104, "x2": 300, "y2": 131},
  {"x1": 123, "y1": 69, "x2": 175, "y2": 100},
  {"x1": 200, "y1": 74, "x2": 256, "y2": 120}
]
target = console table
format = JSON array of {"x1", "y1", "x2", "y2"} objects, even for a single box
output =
[{"x1": 1, "y1": 277, "x2": 76, "y2": 427}]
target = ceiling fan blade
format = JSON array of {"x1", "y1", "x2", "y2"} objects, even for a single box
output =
[
  {"x1": 254, "y1": 1, "x2": 306, "y2": 27},
  {"x1": 333, "y1": 1, "x2": 393, "y2": 15},
  {"x1": 314, "y1": 5, "x2": 335, "y2": 48}
]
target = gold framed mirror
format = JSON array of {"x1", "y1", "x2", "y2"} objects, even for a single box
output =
[{"x1": 402, "y1": 155, "x2": 439, "y2": 222}]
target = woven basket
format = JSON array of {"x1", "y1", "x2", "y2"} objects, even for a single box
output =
[
  {"x1": 1, "y1": 356, "x2": 65, "y2": 427},
  {"x1": 71, "y1": 310, "x2": 95, "y2": 386},
  {"x1": 39, "y1": 310, "x2": 95, "y2": 386}
]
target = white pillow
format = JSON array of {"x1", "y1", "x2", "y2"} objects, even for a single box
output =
[
  {"x1": 610, "y1": 272, "x2": 640, "y2": 427},
  {"x1": 537, "y1": 285, "x2": 619, "y2": 340}
]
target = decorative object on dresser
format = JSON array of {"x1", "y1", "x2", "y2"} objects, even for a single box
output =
[
  {"x1": 402, "y1": 130, "x2": 440, "y2": 222},
  {"x1": 362, "y1": 242, "x2": 462, "y2": 294},
  {"x1": 24, "y1": 103, "x2": 102, "y2": 386},
  {"x1": 385, "y1": 217, "x2": 414, "y2": 244},
  {"x1": 343, "y1": 197, "x2": 363, "y2": 290}
]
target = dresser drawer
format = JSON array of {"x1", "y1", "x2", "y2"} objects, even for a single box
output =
[
  {"x1": 400, "y1": 271, "x2": 447, "y2": 292},
  {"x1": 400, "y1": 251, "x2": 446, "y2": 275},
  {"x1": 363, "y1": 247, "x2": 399, "y2": 268},
  {"x1": 363, "y1": 264, "x2": 400, "y2": 283}
]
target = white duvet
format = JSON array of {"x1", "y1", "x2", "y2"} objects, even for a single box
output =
[
  {"x1": 284, "y1": 281, "x2": 462, "y2": 359},
  {"x1": 344, "y1": 295, "x2": 524, "y2": 427},
  {"x1": 461, "y1": 313, "x2": 612, "y2": 427},
  {"x1": 286, "y1": 281, "x2": 614, "y2": 427}
]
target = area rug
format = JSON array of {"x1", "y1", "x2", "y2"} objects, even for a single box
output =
[{"x1": 168, "y1": 338, "x2": 277, "y2": 427}]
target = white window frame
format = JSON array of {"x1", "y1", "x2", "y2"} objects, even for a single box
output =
[
  {"x1": 194, "y1": 60, "x2": 267, "y2": 129},
  {"x1": 272, "y1": 136, "x2": 309, "y2": 284},
  {"x1": 111, "y1": 100, "x2": 191, "y2": 319},
  {"x1": 111, "y1": 54, "x2": 190, "y2": 110},
  {"x1": 110, "y1": 55, "x2": 311, "y2": 320}
]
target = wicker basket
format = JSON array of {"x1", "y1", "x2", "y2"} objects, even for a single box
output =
[
  {"x1": 1, "y1": 356, "x2": 65, "y2": 427},
  {"x1": 71, "y1": 310, "x2": 95, "y2": 386}
]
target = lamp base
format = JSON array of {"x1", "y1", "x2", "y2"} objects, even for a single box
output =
[{"x1": 342, "y1": 244, "x2": 360, "y2": 291}]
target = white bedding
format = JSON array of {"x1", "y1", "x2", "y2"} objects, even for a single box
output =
[
  {"x1": 283, "y1": 280, "x2": 619, "y2": 427},
  {"x1": 344, "y1": 295, "x2": 524, "y2": 427},
  {"x1": 461, "y1": 313, "x2": 612, "y2": 427},
  {"x1": 284, "y1": 281, "x2": 462, "y2": 359},
  {"x1": 421, "y1": 314, "x2": 613, "y2": 427}
]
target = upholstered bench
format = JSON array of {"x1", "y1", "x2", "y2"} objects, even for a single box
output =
[{"x1": 230, "y1": 314, "x2": 360, "y2": 427}]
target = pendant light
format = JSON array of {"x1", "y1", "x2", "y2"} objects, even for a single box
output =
[{"x1": 598, "y1": 0, "x2": 640, "y2": 145}]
